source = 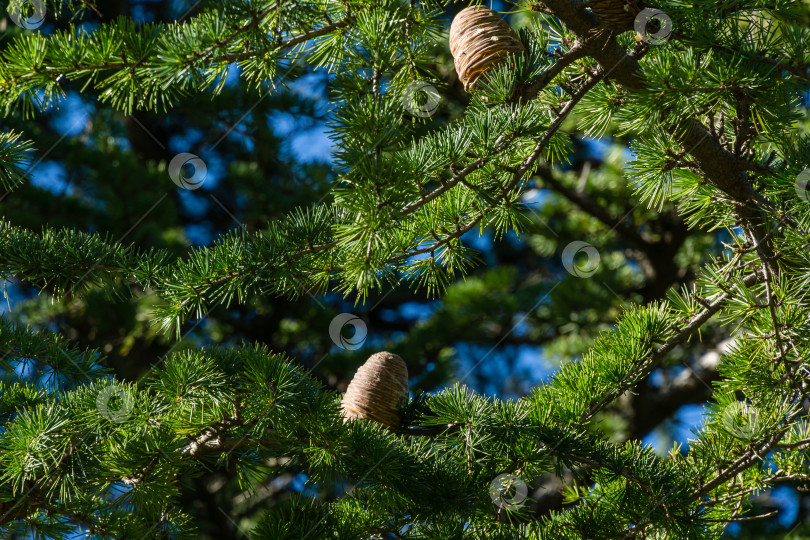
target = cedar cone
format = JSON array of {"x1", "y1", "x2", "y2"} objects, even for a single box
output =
[
  {"x1": 589, "y1": 0, "x2": 642, "y2": 29},
  {"x1": 341, "y1": 352, "x2": 409, "y2": 429},
  {"x1": 449, "y1": 6, "x2": 525, "y2": 93}
]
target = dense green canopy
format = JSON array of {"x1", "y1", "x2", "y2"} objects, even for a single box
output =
[{"x1": 1, "y1": 0, "x2": 809, "y2": 538}]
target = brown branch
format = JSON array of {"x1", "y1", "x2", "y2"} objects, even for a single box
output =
[
  {"x1": 749, "y1": 56, "x2": 810, "y2": 80},
  {"x1": 180, "y1": 415, "x2": 244, "y2": 458},
  {"x1": 397, "y1": 133, "x2": 518, "y2": 217},
  {"x1": 390, "y1": 67, "x2": 607, "y2": 262},
  {"x1": 528, "y1": 0, "x2": 781, "y2": 214},
  {"x1": 702, "y1": 509, "x2": 780, "y2": 523},
  {"x1": 693, "y1": 430, "x2": 787, "y2": 498},
  {"x1": 775, "y1": 438, "x2": 810, "y2": 451},
  {"x1": 582, "y1": 271, "x2": 762, "y2": 422},
  {"x1": 39, "y1": 504, "x2": 124, "y2": 540},
  {"x1": 519, "y1": 42, "x2": 587, "y2": 99}
]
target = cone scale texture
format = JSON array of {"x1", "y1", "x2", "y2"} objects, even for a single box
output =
[
  {"x1": 341, "y1": 352, "x2": 409, "y2": 428},
  {"x1": 449, "y1": 6, "x2": 525, "y2": 92}
]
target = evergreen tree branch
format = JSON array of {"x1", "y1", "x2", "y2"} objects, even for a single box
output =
[
  {"x1": 533, "y1": 0, "x2": 787, "y2": 214},
  {"x1": 573, "y1": 271, "x2": 761, "y2": 424},
  {"x1": 392, "y1": 68, "x2": 606, "y2": 263},
  {"x1": 0, "y1": 130, "x2": 34, "y2": 191},
  {"x1": 693, "y1": 430, "x2": 787, "y2": 499},
  {"x1": 37, "y1": 503, "x2": 124, "y2": 540},
  {"x1": 0, "y1": 317, "x2": 109, "y2": 390},
  {"x1": 519, "y1": 41, "x2": 587, "y2": 98},
  {"x1": 0, "y1": 220, "x2": 170, "y2": 297},
  {"x1": 0, "y1": 1, "x2": 352, "y2": 114}
]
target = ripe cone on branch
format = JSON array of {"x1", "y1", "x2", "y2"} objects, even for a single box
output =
[
  {"x1": 589, "y1": 0, "x2": 641, "y2": 29},
  {"x1": 340, "y1": 352, "x2": 409, "y2": 429},
  {"x1": 449, "y1": 6, "x2": 525, "y2": 93}
]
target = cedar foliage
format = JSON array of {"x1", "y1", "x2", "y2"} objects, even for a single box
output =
[{"x1": 1, "y1": 0, "x2": 809, "y2": 538}]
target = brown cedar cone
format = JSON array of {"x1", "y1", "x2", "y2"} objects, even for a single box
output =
[
  {"x1": 340, "y1": 352, "x2": 409, "y2": 429},
  {"x1": 449, "y1": 6, "x2": 525, "y2": 93},
  {"x1": 589, "y1": 0, "x2": 642, "y2": 30}
]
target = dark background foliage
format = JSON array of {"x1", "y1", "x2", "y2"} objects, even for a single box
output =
[{"x1": 1, "y1": 0, "x2": 807, "y2": 537}]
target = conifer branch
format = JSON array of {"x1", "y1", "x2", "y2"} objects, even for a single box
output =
[
  {"x1": 38, "y1": 504, "x2": 124, "y2": 540},
  {"x1": 0, "y1": 2, "x2": 354, "y2": 113},
  {"x1": 580, "y1": 271, "x2": 762, "y2": 423},
  {"x1": 1, "y1": 1, "x2": 808, "y2": 537}
]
